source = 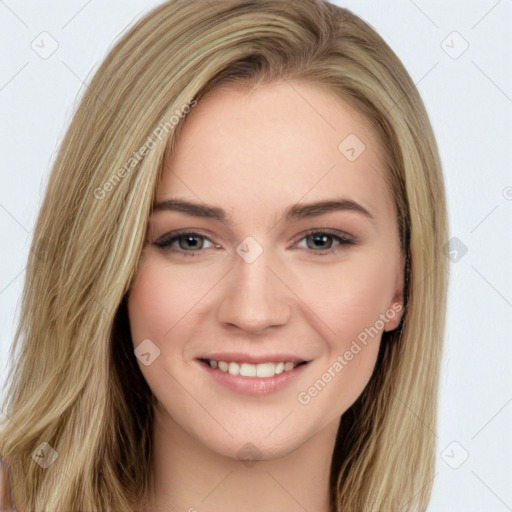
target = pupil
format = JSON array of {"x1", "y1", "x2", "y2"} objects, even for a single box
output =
[
  {"x1": 308, "y1": 234, "x2": 332, "y2": 249},
  {"x1": 180, "y1": 235, "x2": 202, "y2": 250}
]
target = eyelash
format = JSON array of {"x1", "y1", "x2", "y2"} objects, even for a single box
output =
[
  {"x1": 153, "y1": 230, "x2": 217, "y2": 256},
  {"x1": 153, "y1": 228, "x2": 356, "y2": 257},
  {"x1": 294, "y1": 228, "x2": 356, "y2": 253}
]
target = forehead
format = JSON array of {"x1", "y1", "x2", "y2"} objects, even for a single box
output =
[{"x1": 158, "y1": 81, "x2": 393, "y2": 224}]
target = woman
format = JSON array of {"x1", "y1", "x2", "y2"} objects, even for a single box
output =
[{"x1": 0, "y1": 0, "x2": 448, "y2": 510}]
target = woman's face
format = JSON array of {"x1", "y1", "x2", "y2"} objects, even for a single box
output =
[{"x1": 128, "y1": 81, "x2": 404, "y2": 460}]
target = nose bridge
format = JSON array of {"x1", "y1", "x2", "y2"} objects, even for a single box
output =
[
  {"x1": 217, "y1": 244, "x2": 291, "y2": 332},
  {"x1": 237, "y1": 253, "x2": 273, "y2": 298}
]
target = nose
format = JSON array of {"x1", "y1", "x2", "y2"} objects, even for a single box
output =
[{"x1": 216, "y1": 251, "x2": 292, "y2": 334}]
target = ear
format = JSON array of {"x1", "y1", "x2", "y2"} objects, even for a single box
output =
[{"x1": 384, "y1": 253, "x2": 406, "y2": 332}]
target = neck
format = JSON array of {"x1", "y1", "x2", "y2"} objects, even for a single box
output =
[{"x1": 144, "y1": 405, "x2": 339, "y2": 512}]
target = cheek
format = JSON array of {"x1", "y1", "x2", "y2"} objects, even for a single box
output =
[
  {"x1": 126, "y1": 257, "x2": 218, "y2": 419},
  {"x1": 127, "y1": 255, "x2": 222, "y2": 345},
  {"x1": 128, "y1": 269, "x2": 175, "y2": 346},
  {"x1": 290, "y1": 252, "x2": 397, "y2": 414},
  {"x1": 293, "y1": 251, "x2": 398, "y2": 344}
]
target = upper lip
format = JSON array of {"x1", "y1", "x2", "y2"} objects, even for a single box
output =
[{"x1": 199, "y1": 353, "x2": 308, "y2": 364}]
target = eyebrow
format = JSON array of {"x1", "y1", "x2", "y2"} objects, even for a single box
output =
[
  {"x1": 152, "y1": 198, "x2": 374, "y2": 224},
  {"x1": 153, "y1": 199, "x2": 227, "y2": 220}
]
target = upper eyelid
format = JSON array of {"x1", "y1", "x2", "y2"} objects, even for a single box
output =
[
  {"x1": 298, "y1": 227, "x2": 352, "y2": 237},
  {"x1": 154, "y1": 228, "x2": 215, "y2": 241},
  {"x1": 289, "y1": 227, "x2": 354, "y2": 245},
  {"x1": 154, "y1": 230, "x2": 216, "y2": 246}
]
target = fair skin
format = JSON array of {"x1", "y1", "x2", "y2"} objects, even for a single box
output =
[{"x1": 128, "y1": 81, "x2": 404, "y2": 512}]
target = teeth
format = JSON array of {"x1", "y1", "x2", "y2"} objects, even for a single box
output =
[
  {"x1": 228, "y1": 362, "x2": 240, "y2": 375},
  {"x1": 207, "y1": 360, "x2": 300, "y2": 378},
  {"x1": 240, "y1": 363, "x2": 256, "y2": 377},
  {"x1": 218, "y1": 361, "x2": 229, "y2": 372},
  {"x1": 256, "y1": 362, "x2": 275, "y2": 378}
]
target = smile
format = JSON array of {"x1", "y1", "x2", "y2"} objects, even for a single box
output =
[
  {"x1": 204, "y1": 359, "x2": 304, "y2": 378},
  {"x1": 198, "y1": 356, "x2": 310, "y2": 396}
]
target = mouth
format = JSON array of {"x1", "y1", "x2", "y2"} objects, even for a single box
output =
[
  {"x1": 197, "y1": 355, "x2": 310, "y2": 396},
  {"x1": 198, "y1": 358, "x2": 308, "y2": 378}
]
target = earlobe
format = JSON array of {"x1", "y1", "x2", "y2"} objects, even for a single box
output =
[{"x1": 384, "y1": 300, "x2": 405, "y2": 332}]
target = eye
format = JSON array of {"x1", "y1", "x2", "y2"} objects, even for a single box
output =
[
  {"x1": 296, "y1": 230, "x2": 355, "y2": 252},
  {"x1": 154, "y1": 230, "x2": 216, "y2": 253}
]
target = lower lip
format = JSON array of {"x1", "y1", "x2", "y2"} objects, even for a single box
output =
[{"x1": 198, "y1": 360, "x2": 309, "y2": 396}]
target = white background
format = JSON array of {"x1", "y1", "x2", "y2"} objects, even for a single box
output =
[{"x1": 0, "y1": 1, "x2": 511, "y2": 510}]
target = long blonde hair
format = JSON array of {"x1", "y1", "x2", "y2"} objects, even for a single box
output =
[{"x1": 0, "y1": 1, "x2": 448, "y2": 510}]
